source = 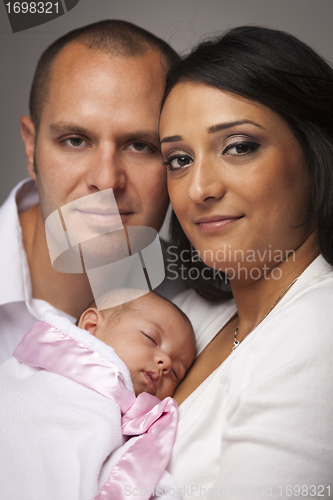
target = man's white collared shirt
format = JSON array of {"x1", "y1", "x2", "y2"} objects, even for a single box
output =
[{"x1": 0, "y1": 179, "x2": 75, "y2": 364}]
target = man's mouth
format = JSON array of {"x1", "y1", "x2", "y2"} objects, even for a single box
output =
[{"x1": 75, "y1": 208, "x2": 132, "y2": 227}]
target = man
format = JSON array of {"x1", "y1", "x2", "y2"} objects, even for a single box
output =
[{"x1": 0, "y1": 20, "x2": 182, "y2": 363}]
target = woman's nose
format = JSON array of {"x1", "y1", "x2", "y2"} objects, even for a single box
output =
[{"x1": 188, "y1": 159, "x2": 226, "y2": 204}]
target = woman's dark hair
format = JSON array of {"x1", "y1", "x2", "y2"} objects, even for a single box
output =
[{"x1": 162, "y1": 25, "x2": 333, "y2": 301}]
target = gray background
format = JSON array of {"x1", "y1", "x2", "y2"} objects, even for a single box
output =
[{"x1": 1, "y1": 0, "x2": 333, "y2": 205}]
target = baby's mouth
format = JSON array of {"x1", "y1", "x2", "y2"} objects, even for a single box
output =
[{"x1": 143, "y1": 371, "x2": 160, "y2": 395}]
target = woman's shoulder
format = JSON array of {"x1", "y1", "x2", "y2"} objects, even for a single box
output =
[
  {"x1": 172, "y1": 288, "x2": 236, "y2": 355},
  {"x1": 225, "y1": 257, "x2": 333, "y2": 399},
  {"x1": 255, "y1": 255, "x2": 333, "y2": 364},
  {"x1": 277, "y1": 255, "x2": 333, "y2": 322}
]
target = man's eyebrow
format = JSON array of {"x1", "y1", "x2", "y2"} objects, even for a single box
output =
[
  {"x1": 207, "y1": 120, "x2": 264, "y2": 134},
  {"x1": 160, "y1": 135, "x2": 183, "y2": 144},
  {"x1": 125, "y1": 132, "x2": 160, "y2": 144},
  {"x1": 50, "y1": 123, "x2": 160, "y2": 144},
  {"x1": 49, "y1": 122, "x2": 90, "y2": 136}
]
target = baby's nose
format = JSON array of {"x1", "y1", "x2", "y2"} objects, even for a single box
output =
[{"x1": 156, "y1": 351, "x2": 172, "y2": 374}]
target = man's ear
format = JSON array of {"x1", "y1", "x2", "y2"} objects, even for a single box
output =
[
  {"x1": 78, "y1": 308, "x2": 102, "y2": 336},
  {"x1": 20, "y1": 115, "x2": 37, "y2": 181}
]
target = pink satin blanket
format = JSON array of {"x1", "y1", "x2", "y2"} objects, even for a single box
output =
[{"x1": 13, "y1": 320, "x2": 178, "y2": 500}]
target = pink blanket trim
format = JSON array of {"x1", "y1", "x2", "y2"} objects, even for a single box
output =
[{"x1": 13, "y1": 320, "x2": 178, "y2": 500}]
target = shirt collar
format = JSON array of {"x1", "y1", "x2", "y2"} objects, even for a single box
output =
[{"x1": 0, "y1": 179, "x2": 38, "y2": 306}]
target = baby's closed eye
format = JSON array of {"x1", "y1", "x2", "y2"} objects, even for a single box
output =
[{"x1": 142, "y1": 332, "x2": 157, "y2": 345}]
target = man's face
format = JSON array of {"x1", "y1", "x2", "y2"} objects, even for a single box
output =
[{"x1": 22, "y1": 43, "x2": 169, "y2": 232}]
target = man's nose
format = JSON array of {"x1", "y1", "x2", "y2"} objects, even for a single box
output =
[{"x1": 85, "y1": 145, "x2": 126, "y2": 193}]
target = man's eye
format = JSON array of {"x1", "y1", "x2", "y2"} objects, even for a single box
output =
[
  {"x1": 127, "y1": 142, "x2": 152, "y2": 152},
  {"x1": 63, "y1": 137, "x2": 87, "y2": 147}
]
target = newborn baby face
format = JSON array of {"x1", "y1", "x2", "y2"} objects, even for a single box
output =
[{"x1": 80, "y1": 293, "x2": 195, "y2": 400}]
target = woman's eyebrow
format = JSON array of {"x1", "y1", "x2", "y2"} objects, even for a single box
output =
[
  {"x1": 160, "y1": 135, "x2": 183, "y2": 144},
  {"x1": 160, "y1": 120, "x2": 265, "y2": 143},
  {"x1": 207, "y1": 120, "x2": 265, "y2": 134}
]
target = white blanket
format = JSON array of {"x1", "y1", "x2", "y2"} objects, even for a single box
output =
[{"x1": 0, "y1": 311, "x2": 179, "y2": 500}]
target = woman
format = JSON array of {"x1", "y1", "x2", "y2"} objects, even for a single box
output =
[{"x1": 159, "y1": 26, "x2": 333, "y2": 497}]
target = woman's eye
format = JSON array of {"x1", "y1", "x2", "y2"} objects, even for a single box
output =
[
  {"x1": 127, "y1": 142, "x2": 152, "y2": 152},
  {"x1": 223, "y1": 141, "x2": 260, "y2": 156},
  {"x1": 163, "y1": 154, "x2": 193, "y2": 171},
  {"x1": 63, "y1": 137, "x2": 87, "y2": 147}
]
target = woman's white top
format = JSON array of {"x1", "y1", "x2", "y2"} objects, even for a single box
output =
[{"x1": 169, "y1": 255, "x2": 333, "y2": 499}]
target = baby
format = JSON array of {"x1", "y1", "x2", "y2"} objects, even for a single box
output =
[
  {"x1": 77, "y1": 291, "x2": 196, "y2": 400},
  {"x1": 0, "y1": 291, "x2": 195, "y2": 500}
]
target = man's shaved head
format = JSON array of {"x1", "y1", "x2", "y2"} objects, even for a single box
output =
[{"x1": 29, "y1": 20, "x2": 180, "y2": 130}]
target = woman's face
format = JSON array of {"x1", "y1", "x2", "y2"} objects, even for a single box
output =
[{"x1": 159, "y1": 82, "x2": 312, "y2": 277}]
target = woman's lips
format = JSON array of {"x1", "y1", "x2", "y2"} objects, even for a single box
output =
[{"x1": 196, "y1": 215, "x2": 244, "y2": 232}]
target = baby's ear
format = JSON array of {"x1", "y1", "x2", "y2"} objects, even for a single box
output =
[{"x1": 78, "y1": 308, "x2": 100, "y2": 336}]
